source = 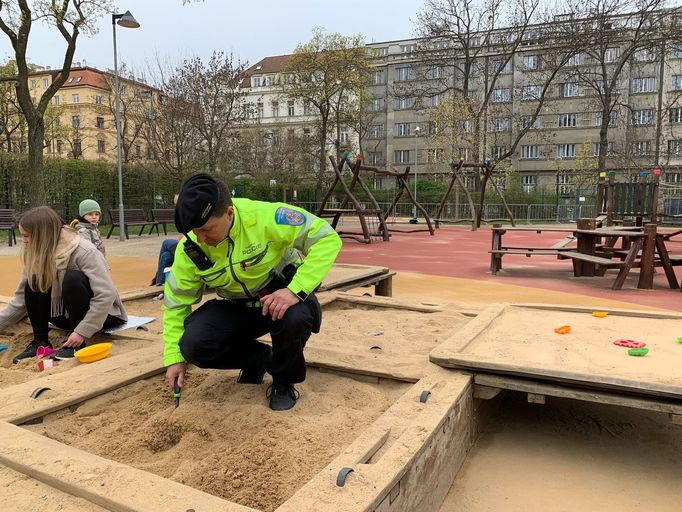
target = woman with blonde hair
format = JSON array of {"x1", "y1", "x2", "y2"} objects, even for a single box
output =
[{"x1": 0, "y1": 206, "x2": 127, "y2": 362}]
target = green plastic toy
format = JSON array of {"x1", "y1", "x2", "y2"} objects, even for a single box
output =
[{"x1": 628, "y1": 348, "x2": 649, "y2": 357}]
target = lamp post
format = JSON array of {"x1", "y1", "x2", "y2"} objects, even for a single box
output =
[
  {"x1": 411, "y1": 125, "x2": 421, "y2": 222},
  {"x1": 555, "y1": 156, "x2": 562, "y2": 223},
  {"x1": 112, "y1": 10, "x2": 140, "y2": 241}
]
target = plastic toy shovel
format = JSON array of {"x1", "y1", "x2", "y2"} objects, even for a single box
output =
[{"x1": 36, "y1": 346, "x2": 56, "y2": 358}]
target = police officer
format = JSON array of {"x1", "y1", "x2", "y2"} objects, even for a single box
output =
[{"x1": 163, "y1": 174, "x2": 342, "y2": 410}]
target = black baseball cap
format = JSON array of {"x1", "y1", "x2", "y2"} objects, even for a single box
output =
[{"x1": 174, "y1": 173, "x2": 220, "y2": 233}]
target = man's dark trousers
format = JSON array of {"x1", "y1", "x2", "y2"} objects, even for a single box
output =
[{"x1": 179, "y1": 295, "x2": 321, "y2": 384}]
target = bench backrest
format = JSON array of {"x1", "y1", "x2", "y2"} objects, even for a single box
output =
[
  {"x1": 108, "y1": 208, "x2": 147, "y2": 224},
  {"x1": 0, "y1": 208, "x2": 16, "y2": 227},
  {"x1": 152, "y1": 209, "x2": 175, "y2": 222}
]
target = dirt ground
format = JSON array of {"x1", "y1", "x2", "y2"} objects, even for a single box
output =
[
  {"x1": 25, "y1": 371, "x2": 409, "y2": 512},
  {"x1": 440, "y1": 393, "x2": 682, "y2": 512}
]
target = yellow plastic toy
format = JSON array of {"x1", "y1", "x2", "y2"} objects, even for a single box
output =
[
  {"x1": 74, "y1": 343, "x2": 112, "y2": 363},
  {"x1": 592, "y1": 311, "x2": 608, "y2": 318}
]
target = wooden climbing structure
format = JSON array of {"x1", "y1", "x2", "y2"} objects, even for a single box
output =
[
  {"x1": 596, "y1": 169, "x2": 661, "y2": 226},
  {"x1": 434, "y1": 159, "x2": 516, "y2": 231},
  {"x1": 316, "y1": 153, "x2": 390, "y2": 243}
]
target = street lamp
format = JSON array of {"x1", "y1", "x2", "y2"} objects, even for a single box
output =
[
  {"x1": 112, "y1": 10, "x2": 140, "y2": 241},
  {"x1": 555, "y1": 156, "x2": 562, "y2": 223},
  {"x1": 411, "y1": 125, "x2": 421, "y2": 222}
]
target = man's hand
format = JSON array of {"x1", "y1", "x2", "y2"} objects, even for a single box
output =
[
  {"x1": 261, "y1": 288, "x2": 299, "y2": 320},
  {"x1": 62, "y1": 331, "x2": 86, "y2": 348},
  {"x1": 166, "y1": 363, "x2": 187, "y2": 392}
]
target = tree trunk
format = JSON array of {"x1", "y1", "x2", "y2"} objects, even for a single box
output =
[
  {"x1": 27, "y1": 117, "x2": 46, "y2": 206},
  {"x1": 317, "y1": 118, "x2": 328, "y2": 189}
]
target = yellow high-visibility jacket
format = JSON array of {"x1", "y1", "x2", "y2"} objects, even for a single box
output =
[{"x1": 162, "y1": 198, "x2": 342, "y2": 367}]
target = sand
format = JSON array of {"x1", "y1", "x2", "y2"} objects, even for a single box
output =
[
  {"x1": 24, "y1": 370, "x2": 410, "y2": 512},
  {"x1": 440, "y1": 393, "x2": 682, "y2": 511}
]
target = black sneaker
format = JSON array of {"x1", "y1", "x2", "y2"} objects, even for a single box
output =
[
  {"x1": 237, "y1": 345, "x2": 272, "y2": 384},
  {"x1": 266, "y1": 381, "x2": 300, "y2": 411},
  {"x1": 53, "y1": 343, "x2": 85, "y2": 361},
  {"x1": 12, "y1": 340, "x2": 52, "y2": 364}
]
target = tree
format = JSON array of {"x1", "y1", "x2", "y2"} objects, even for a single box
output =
[
  {"x1": 165, "y1": 52, "x2": 251, "y2": 174},
  {"x1": 0, "y1": 60, "x2": 23, "y2": 152},
  {"x1": 556, "y1": 0, "x2": 682, "y2": 174},
  {"x1": 281, "y1": 28, "x2": 372, "y2": 186},
  {"x1": 0, "y1": 0, "x2": 112, "y2": 205}
]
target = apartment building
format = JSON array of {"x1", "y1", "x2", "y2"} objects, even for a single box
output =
[
  {"x1": 24, "y1": 66, "x2": 159, "y2": 162},
  {"x1": 244, "y1": 25, "x2": 682, "y2": 194}
]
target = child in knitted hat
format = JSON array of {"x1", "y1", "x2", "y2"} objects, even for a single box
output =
[{"x1": 70, "y1": 199, "x2": 106, "y2": 256}]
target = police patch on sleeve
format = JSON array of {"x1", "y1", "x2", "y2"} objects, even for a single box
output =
[{"x1": 275, "y1": 207, "x2": 306, "y2": 226}]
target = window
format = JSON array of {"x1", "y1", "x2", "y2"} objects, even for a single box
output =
[
  {"x1": 368, "y1": 125, "x2": 385, "y2": 138},
  {"x1": 97, "y1": 140, "x2": 105, "y2": 153},
  {"x1": 633, "y1": 49, "x2": 656, "y2": 62},
  {"x1": 558, "y1": 113, "x2": 577, "y2": 128},
  {"x1": 271, "y1": 101, "x2": 279, "y2": 117},
  {"x1": 303, "y1": 101, "x2": 311, "y2": 115},
  {"x1": 427, "y1": 121, "x2": 437, "y2": 135},
  {"x1": 490, "y1": 118, "x2": 510, "y2": 132},
  {"x1": 673, "y1": 44, "x2": 682, "y2": 58},
  {"x1": 71, "y1": 115, "x2": 80, "y2": 128},
  {"x1": 73, "y1": 139, "x2": 82, "y2": 157},
  {"x1": 521, "y1": 145, "x2": 539, "y2": 159},
  {"x1": 373, "y1": 47, "x2": 388, "y2": 57},
  {"x1": 632, "y1": 109, "x2": 653, "y2": 125},
  {"x1": 395, "y1": 66, "x2": 411, "y2": 81},
  {"x1": 339, "y1": 127, "x2": 349, "y2": 144},
  {"x1": 72, "y1": 93, "x2": 79, "y2": 103},
  {"x1": 287, "y1": 100, "x2": 295, "y2": 117},
  {"x1": 672, "y1": 75, "x2": 682, "y2": 91},
  {"x1": 265, "y1": 75, "x2": 274, "y2": 86},
  {"x1": 463, "y1": 119, "x2": 474, "y2": 133},
  {"x1": 566, "y1": 53, "x2": 582, "y2": 66},
  {"x1": 632, "y1": 77, "x2": 656, "y2": 93},
  {"x1": 369, "y1": 98, "x2": 385, "y2": 112},
  {"x1": 490, "y1": 146, "x2": 505, "y2": 159},
  {"x1": 256, "y1": 102, "x2": 264, "y2": 118},
  {"x1": 492, "y1": 88, "x2": 511, "y2": 103},
  {"x1": 668, "y1": 140, "x2": 682, "y2": 156},
  {"x1": 373, "y1": 70, "x2": 386, "y2": 85},
  {"x1": 605, "y1": 47, "x2": 620, "y2": 63},
  {"x1": 593, "y1": 142, "x2": 615, "y2": 156},
  {"x1": 395, "y1": 97, "x2": 413, "y2": 110},
  {"x1": 557, "y1": 143, "x2": 576, "y2": 158},
  {"x1": 56, "y1": 140, "x2": 64, "y2": 153},
  {"x1": 426, "y1": 66, "x2": 444, "y2": 79},
  {"x1": 492, "y1": 59, "x2": 512, "y2": 74},
  {"x1": 458, "y1": 147, "x2": 470, "y2": 160},
  {"x1": 522, "y1": 175, "x2": 537, "y2": 192},
  {"x1": 428, "y1": 95, "x2": 441, "y2": 107},
  {"x1": 632, "y1": 141, "x2": 652, "y2": 155},
  {"x1": 368, "y1": 151, "x2": 383, "y2": 165},
  {"x1": 559, "y1": 82, "x2": 579, "y2": 97},
  {"x1": 135, "y1": 145, "x2": 141, "y2": 158},
  {"x1": 558, "y1": 174, "x2": 572, "y2": 195},
  {"x1": 523, "y1": 55, "x2": 539, "y2": 70},
  {"x1": 670, "y1": 107, "x2": 682, "y2": 123},
  {"x1": 53, "y1": 95, "x2": 60, "y2": 105},
  {"x1": 400, "y1": 44, "x2": 416, "y2": 53},
  {"x1": 394, "y1": 150, "x2": 410, "y2": 163},
  {"x1": 95, "y1": 95, "x2": 103, "y2": 105},
  {"x1": 43, "y1": 78, "x2": 49, "y2": 88},
  {"x1": 522, "y1": 85, "x2": 540, "y2": 100},
  {"x1": 521, "y1": 115, "x2": 541, "y2": 129},
  {"x1": 395, "y1": 123, "x2": 411, "y2": 136},
  {"x1": 96, "y1": 116, "x2": 104, "y2": 129},
  {"x1": 252, "y1": 77, "x2": 261, "y2": 87},
  {"x1": 30, "y1": 80, "x2": 36, "y2": 89},
  {"x1": 595, "y1": 111, "x2": 617, "y2": 126},
  {"x1": 120, "y1": 86, "x2": 127, "y2": 95},
  {"x1": 427, "y1": 148, "x2": 444, "y2": 162}
]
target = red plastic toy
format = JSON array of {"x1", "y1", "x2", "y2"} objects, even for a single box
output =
[{"x1": 613, "y1": 339, "x2": 646, "y2": 349}]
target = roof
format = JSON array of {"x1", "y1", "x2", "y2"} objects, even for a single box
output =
[{"x1": 28, "y1": 66, "x2": 159, "y2": 93}]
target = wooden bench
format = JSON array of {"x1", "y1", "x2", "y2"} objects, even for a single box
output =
[
  {"x1": 106, "y1": 209, "x2": 158, "y2": 239},
  {"x1": 151, "y1": 209, "x2": 175, "y2": 235},
  {"x1": 0, "y1": 208, "x2": 17, "y2": 246}
]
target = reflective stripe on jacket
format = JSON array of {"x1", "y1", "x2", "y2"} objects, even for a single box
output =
[{"x1": 162, "y1": 198, "x2": 341, "y2": 366}]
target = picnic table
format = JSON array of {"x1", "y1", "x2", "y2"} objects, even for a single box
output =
[{"x1": 490, "y1": 222, "x2": 681, "y2": 290}]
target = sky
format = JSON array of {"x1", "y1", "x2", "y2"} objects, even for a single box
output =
[{"x1": 0, "y1": 0, "x2": 421, "y2": 80}]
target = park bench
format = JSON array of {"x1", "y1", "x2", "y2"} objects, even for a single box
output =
[
  {"x1": 106, "y1": 208, "x2": 158, "y2": 239},
  {"x1": 0, "y1": 208, "x2": 17, "y2": 246},
  {"x1": 151, "y1": 209, "x2": 175, "y2": 235}
]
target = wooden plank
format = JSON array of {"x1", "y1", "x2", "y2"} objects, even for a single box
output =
[
  {"x1": 0, "y1": 422, "x2": 256, "y2": 512},
  {"x1": 473, "y1": 385, "x2": 503, "y2": 400},
  {"x1": 559, "y1": 252, "x2": 624, "y2": 267},
  {"x1": 333, "y1": 292, "x2": 443, "y2": 313},
  {"x1": 319, "y1": 264, "x2": 389, "y2": 291},
  {"x1": 474, "y1": 373, "x2": 682, "y2": 415},
  {"x1": 512, "y1": 303, "x2": 682, "y2": 319},
  {"x1": 327, "y1": 272, "x2": 396, "y2": 295}
]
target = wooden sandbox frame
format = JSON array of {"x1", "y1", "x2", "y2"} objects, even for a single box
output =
[{"x1": 0, "y1": 292, "x2": 483, "y2": 512}]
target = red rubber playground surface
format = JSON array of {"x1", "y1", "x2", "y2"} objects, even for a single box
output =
[{"x1": 335, "y1": 224, "x2": 682, "y2": 312}]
